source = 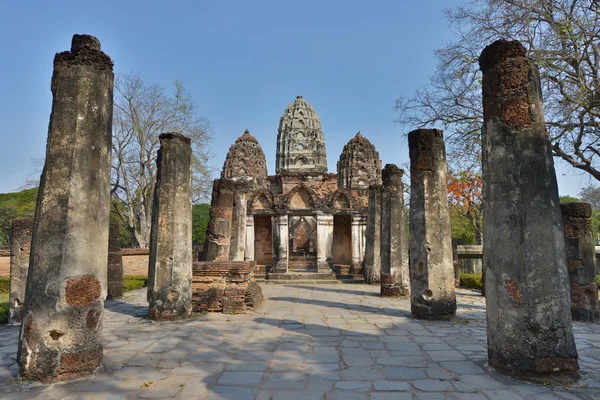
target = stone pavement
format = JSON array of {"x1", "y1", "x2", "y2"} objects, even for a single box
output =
[{"x1": 1, "y1": 284, "x2": 600, "y2": 399}]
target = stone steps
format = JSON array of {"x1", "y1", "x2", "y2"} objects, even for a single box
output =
[
  {"x1": 267, "y1": 272, "x2": 337, "y2": 281},
  {"x1": 254, "y1": 271, "x2": 364, "y2": 284}
]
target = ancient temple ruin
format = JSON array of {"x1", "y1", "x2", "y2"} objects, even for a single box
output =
[{"x1": 204, "y1": 96, "x2": 381, "y2": 281}]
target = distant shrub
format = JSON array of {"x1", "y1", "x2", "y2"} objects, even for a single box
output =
[
  {"x1": 0, "y1": 278, "x2": 9, "y2": 294},
  {"x1": 460, "y1": 273, "x2": 482, "y2": 290},
  {"x1": 123, "y1": 275, "x2": 147, "y2": 292},
  {"x1": 0, "y1": 300, "x2": 7, "y2": 324}
]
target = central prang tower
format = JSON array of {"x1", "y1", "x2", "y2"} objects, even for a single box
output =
[{"x1": 276, "y1": 95, "x2": 328, "y2": 174}]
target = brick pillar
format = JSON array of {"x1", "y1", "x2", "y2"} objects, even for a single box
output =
[
  {"x1": 147, "y1": 133, "x2": 193, "y2": 321},
  {"x1": 204, "y1": 179, "x2": 234, "y2": 261},
  {"x1": 481, "y1": 39, "x2": 578, "y2": 381},
  {"x1": 380, "y1": 164, "x2": 409, "y2": 297},
  {"x1": 364, "y1": 185, "x2": 382, "y2": 283},
  {"x1": 17, "y1": 34, "x2": 113, "y2": 382},
  {"x1": 408, "y1": 129, "x2": 456, "y2": 319},
  {"x1": 107, "y1": 222, "x2": 124, "y2": 299},
  {"x1": 9, "y1": 218, "x2": 33, "y2": 325},
  {"x1": 561, "y1": 203, "x2": 598, "y2": 322}
]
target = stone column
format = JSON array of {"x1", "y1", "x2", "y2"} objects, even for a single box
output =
[
  {"x1": 229, "y1": 183, "x2": 248, "y2": 262},
  {"x1": 147, "y1": 133, "x2": 193, "y2": 321},
  {"x1": 358, "y1": 216, "x2": 367, "y2": 266},
  {"x1": 408, "y1": 129, "x2": 456, "y2": 319},
  {"x1": 380, "y1": 164, "x2": 409, "y2": 297},
  {"x1": 351, "y1": 214, "x2": 366, "y2": 269},
  {"x1": 316, "y1": 213, "x2": 334, "y2": 272},
  {"x1": 273, "y1": 214, "x2": 289, "y2": 273},
  {"x1": 244, "y1": 215, "x2": 255, "y2": 261},
  {"x1": 364, "y1": 185, "x2": 382, "y2": 283},
  {"x1": 107, "y1": 222, "x2": 124, "y2": 299},
  {"x1": 17, "y1": 34, "x2": 113, "y2": 382},
  {"x1": 561, "y1": 203, "x2": 598, "y2": 321},
  {"x1": 481, "y1": 39, "x2": 578, "y2": 381},
  {"x1": 9, "y1": 218, "x2": 33, "y2": 325},
  {"x1": 204, "y1": 179, "x2": 234, "y2": 261}
]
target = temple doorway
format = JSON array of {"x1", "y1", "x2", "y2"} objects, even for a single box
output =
[
  {"x1": 288, "y1": 215, "x2": 317, "y2": 270},
  {"x1": 333, "y1": 215, "x2": 352, "y2": 265},
  {"x1": 254, "y1": 215, "x2": 272, "y2": 265}
]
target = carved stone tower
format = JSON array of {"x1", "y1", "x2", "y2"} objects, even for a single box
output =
[
  {"x1": 276, "y1": 96, "x2": 327, "y2": 174},
  {"x1": 337, "y1": 132, "x2": 382, "y2": 189},
  {"x1": 222, "y1": 129, "x2": 268, "y2": 188}
]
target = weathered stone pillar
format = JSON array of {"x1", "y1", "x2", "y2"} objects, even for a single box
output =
[
  {"x1": 316, "y1": 213, "x2": 334, "y2": 272},
  {"x1": 481, "y1": 39, "x2": 578, "y2": 381},
  {"x1": 107, "y1": 222, "x2": 124, "y2": 299},
  {"x1": 9, "y1": 218, "x2": 33, "y2": 325},
  {"x1": 351, "y1": 214, "x2": 366, "y2": 269},
  {"x1": 229, "y1": 183, "x2": 248, "y2": 262},
  {"x1": 408, "y1": 129, "x2": 456, "y2": 319},
  {"x1": 561, "y1": 203, "x2": 598, "y2": 322},
  {"x1": 273, "y1": 214, "x2": 289, "y2": 273},
  {"x1": 147, "y1": 133, "x2": 193, "y2": 321},
  {"x1": 204, "y1": 179, "x2": 234, "y2": 261},
  {"x1": 364, "y1": 185, "x2": 382, "y2": 283},
  {"x1": 451, "y1": 239, "x2": 460, "y2": 288},
  {"x1": 380, "y1": 164, "x2": 409, "y2": 297},
  {"x1": 17, "y1": 34, "x2": 113, "y2": 382},
  {"x1": 244, "y1": 215, "x2": 255, "y2": 261}
]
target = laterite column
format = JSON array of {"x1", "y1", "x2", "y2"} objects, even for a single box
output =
[
  {"x1": 561, "y1": 203, "x2": 598, "y2": 322},
  {"x1": 408, "y1": 129, "x2": 456, "y2": 319},
  {"x1": 481, "y1": 39, "x2": 578, "y2": 381},
  {"x1": 147, "y1": 133, "x2": 193, "y2": 321},
  {"x1": 107, "y1": 222, "x2": 124, "y2": 299},
  {"x1": 18, "y1": 34, "x2": 113, "y2": 382},
  {"x1": 9, "y1": 218, "x2": 33, "y2": 325},
  {"x1": 364, "y1": 185, "x2": 382, "y2": 283},
  {"x1": 380, "y1": 164, "x2": 409, "y2": 297},
  {"x1": 203, "y1": 180, "x2": 234, "y2": 261}
]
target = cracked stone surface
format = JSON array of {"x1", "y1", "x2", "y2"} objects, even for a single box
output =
[{"x1": 1, "y1": 285, "x2": 600, "y2": 399}]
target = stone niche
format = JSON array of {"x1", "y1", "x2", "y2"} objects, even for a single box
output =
[
  {"x1": 192, "y1": 261, "x2": 263, "y2": 313},
  {"x1": 254, "y1": 215, "x2": 273, "y2": 265},
  {"x1": 332, "y1": 215, "x2": 352, "y2": 265}
]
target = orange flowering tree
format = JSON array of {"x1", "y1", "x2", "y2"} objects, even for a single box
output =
[{"x1": 447, "y1": 162, "x2": 483, "y2": 245}]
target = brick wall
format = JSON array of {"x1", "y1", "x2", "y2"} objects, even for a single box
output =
[
  {"x1": 0, "y1": 250, "x2": 9, "y2": 277},
  {"x1": 0, "y1": 248, "x2": 150, "y2": 278},
  {"x1": 122, "y1": 249, "x2": 150, "y2": 276}
]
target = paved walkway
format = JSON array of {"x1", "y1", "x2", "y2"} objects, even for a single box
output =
[{"x1": 1, "y1": 284, "x2": 600, "y2": 399}]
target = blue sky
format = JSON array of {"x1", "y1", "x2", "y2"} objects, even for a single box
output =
[{"x1": 0, "y1": 0, "x2": 593, "y2": 196}]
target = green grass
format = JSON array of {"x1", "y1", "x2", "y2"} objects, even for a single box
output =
[
  {"x1": 0, "y1": 279, "x2": 9, "y2": 324},
  {"x1": 0, "y1": 278, "x2": 8, "y2": 294},
  {"x1": 459, "y1": 273, "x2": 483, "y2": 290},
  {"x1": 0, "y1": 293, "x2": 7, "y2": 324},
  {"x1": 123, "y1": 275, "x2": 147, "y2": 292}
]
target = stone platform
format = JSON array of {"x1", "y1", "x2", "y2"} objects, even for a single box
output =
[{"x1": 1, "y1": 285, "x2": 600, "y2": 399}]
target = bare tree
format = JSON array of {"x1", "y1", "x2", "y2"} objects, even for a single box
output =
[
  {"x1": 579, "y1": 184, "x2": 600, "y2": 209},
  {"x1": 112, "y1": 74, "x2": 212, "y2": 248},
  {"x1": 395, "y1": 0, "x2": 600, "y2": 178}
]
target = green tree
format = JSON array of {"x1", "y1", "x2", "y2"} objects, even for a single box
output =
[
  {"x1": 578, "y1": 185, "x2": 600, "y2": 209},
  {"x1": 192, "y1": 204, "x2": 211, "y2": 247},
  {"x1": 450, "y1": 208, "x2": 477, "y2": 245},
  {"x1": 0, "y1": 188, "x2": 38, "y2": 246}
]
